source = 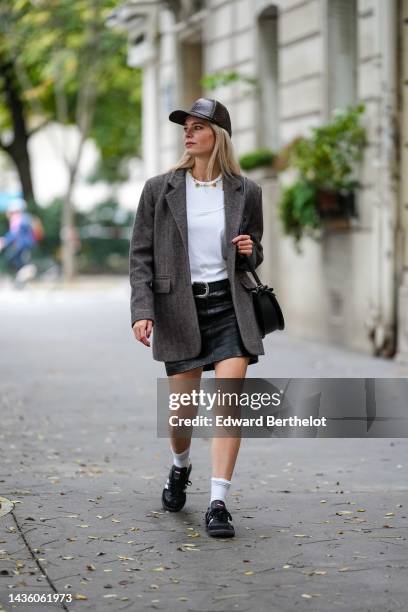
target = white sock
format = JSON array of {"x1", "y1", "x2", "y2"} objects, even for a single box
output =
[
  {"x1": 172, "y1": 446, "x2": 191, "y2": 469},
  {"x1": 210, "y1": 477, "x2": 231, "y2": 504}
]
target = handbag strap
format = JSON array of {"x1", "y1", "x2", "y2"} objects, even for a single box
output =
[{"x1": 238, "y1": 176, "x2": 263, "y2": 287}]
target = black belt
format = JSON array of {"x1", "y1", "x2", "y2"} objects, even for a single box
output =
[{"x1": 192, "y1": 278, "x2": 230, "y2": 297}]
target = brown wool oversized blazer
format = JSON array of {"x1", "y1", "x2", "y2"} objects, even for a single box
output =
[{"x1": 129, "y1": 167, "x2": 265, "y2": 362}]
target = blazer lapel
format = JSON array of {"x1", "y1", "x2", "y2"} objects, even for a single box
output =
[
  {"x1": 223, "y1": 171, "x2": 245, "y2": 247},
  {"x1": 165, "y1": 167, "x2": 245, "y2": 260},
  {"x1": 165, "y1": 168, "x2": 189, "y2": 256}
]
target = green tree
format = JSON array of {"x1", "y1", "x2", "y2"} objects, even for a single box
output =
[{"x1": 0, "y1": 0, "x2": 141, "y2": 279}]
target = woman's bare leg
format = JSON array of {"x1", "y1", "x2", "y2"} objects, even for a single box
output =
[
  {"x1": 167, "y1": 366, "x2": 203, "y2": 454},
  {"x1": 212, "y1": 356, "x2": 249, "y2": 479}
]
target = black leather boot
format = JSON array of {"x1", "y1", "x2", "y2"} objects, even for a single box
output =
[{"x1": 161, "y1": 463, "x2": 192, "y2": 512}]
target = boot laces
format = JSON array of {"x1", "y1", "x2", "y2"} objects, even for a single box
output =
[
  {"x1": 168, "y1": 468, "x2": 191, "y2": 493},
  {"x1": 210, "y1": 506, "x2": 232, "y2": 522}
]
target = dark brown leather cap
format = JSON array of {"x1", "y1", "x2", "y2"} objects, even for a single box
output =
[{"x1": 169, "y1": 97, "x2": 232, "y2": 137}]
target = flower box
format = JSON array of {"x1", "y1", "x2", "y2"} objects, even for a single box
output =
[{"x1": 316, "y1": 188, "x2": 357, "y2": 230}]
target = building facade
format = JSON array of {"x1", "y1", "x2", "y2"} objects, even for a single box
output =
[{"x1": 109, "y1": 0, "x2": 408, "y2": 366}]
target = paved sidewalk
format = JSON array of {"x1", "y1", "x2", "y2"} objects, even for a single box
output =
[{"x1": 0, "y1": 277, "x2": 407, "y2": 611}]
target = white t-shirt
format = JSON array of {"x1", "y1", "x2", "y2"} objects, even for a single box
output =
[{"x1": 185, "y1": 170, "x2": 228, "y2": 283}]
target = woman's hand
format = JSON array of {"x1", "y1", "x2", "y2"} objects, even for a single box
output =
[
  {"x1": 231, "y1": 234, "x2": 253, "y2": 256},
  {"x1": 133, "y1": 319, "x2": 154, "y2": 347}
]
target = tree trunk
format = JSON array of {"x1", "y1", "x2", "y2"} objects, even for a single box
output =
[
  {"x1": 58, "y1": 0, "x2": 102, "y2": 282},
  {"x1": 0, "y1": 54, "x2": 36, "y2": 209}
]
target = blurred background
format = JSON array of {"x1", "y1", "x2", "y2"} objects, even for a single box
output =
[{"x1": 1, "y1": 0, "x2": 408, "y2": 370}]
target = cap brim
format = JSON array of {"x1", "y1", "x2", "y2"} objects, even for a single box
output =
[{"x1": 168, "y1": 109, "x2": 212, "y2": 126}]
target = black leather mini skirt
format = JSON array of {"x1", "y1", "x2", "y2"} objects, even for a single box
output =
[{"x1": 164, "y1": 277, "x2": 259, "y2": 376}]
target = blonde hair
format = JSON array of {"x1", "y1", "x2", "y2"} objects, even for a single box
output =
[{"x1": 167, "y1": 122, "x2": 242, "y2": 181}]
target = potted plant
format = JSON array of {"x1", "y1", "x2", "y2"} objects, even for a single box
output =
[
  {"x1": 239, "y1": 148, "x2": 276, "y2": 172},
  {"x1": 277, "y1": 104, "x2": 367, "y2": 246},
  {"x1": 315, "y1": 187, "x2": 357, "y2": 229}
]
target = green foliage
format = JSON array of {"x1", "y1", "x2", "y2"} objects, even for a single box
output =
[
  {"x1": 286, "y1": 104, "x2": 367, "y2": 190},
  {"x1": 75, "y1": 200, "x2": 133, "y2": 273},
  {"x1": 278, "y1": 181, "x2": 321, "y2": 252},
  {"x1": 277, "y1": 104, "x2": 367, "y2": 248},
  {"x1": 0, "y1": 0, "x2": 142, "y2": 183},
  {"x1": 200, "y1": 71, "x2": 257, "y2": 90},
  {"x1": 239, "y1": 148, "x2": 276, "y2": 171},
  {"x1": 37, "y1": 198, "x2": 63, "y2": 258}
]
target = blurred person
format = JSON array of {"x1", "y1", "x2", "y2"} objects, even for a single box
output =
[
  {"x1": 0, "y1": 198, "x2": 38, "y2": 284},
  {"x1": 129, "y1": 98, "x2": 264, "y2": 538}
]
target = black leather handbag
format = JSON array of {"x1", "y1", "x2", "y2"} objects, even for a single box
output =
[{"x1": 238, "y1": 176, "x2": 285, "y2": 337}]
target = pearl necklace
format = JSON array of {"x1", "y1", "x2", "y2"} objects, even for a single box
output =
[{"x1": 188, "y1": 169, "x2": 223, "y2": 188}]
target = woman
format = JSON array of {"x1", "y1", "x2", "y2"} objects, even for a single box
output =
[{"x1": 129, "y1": 97, "x2": 265, "y2": 538}]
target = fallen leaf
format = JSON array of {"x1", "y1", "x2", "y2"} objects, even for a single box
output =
[{"x1": 177, "y1": 544, "x2": 201, "y2": 552}]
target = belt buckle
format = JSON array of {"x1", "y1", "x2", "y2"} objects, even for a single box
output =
[{"x1": 195, "y1": 281, "x2": 209, "y2": 298}]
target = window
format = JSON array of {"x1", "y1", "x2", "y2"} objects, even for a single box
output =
[
  {"x1": 257, "y1": 5, "x2": 279, "y2": 149},
  {"x1": 327, "y1": 0, "x2": 357, "y2": 113}
]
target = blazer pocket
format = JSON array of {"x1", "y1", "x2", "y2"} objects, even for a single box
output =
[{"x1": 152, "y1": 276, "x2": 171, "y2": 293}]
